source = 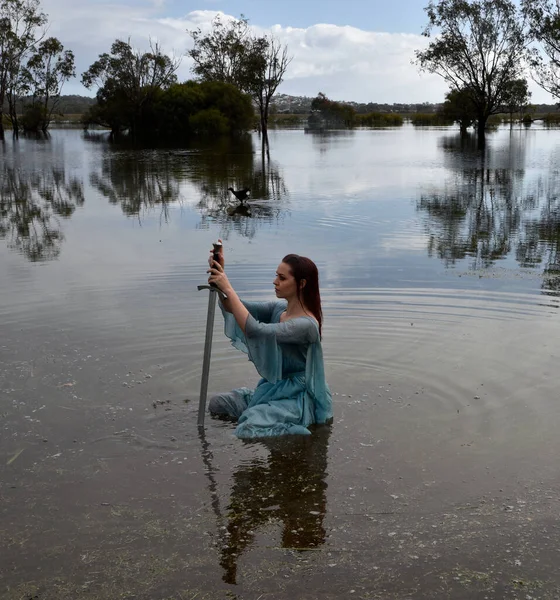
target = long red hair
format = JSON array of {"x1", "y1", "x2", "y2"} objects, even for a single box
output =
[{"x1": 282, "y1": 254, "x2": 323, "y2": 337}]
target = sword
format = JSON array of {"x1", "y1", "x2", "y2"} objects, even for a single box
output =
[{"x1": 197, "y1": 242, "x2": 227, "y2": 428}]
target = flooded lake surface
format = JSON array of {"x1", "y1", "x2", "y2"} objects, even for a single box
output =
[{"x1": 2, "y1": 126, "x2": 560, "y2": 599}]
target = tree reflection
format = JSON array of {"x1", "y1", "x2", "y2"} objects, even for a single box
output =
[
  {"x1": 418, "y1": 131, "x2": 560, "y2": 295},
  {"x1": 517, "y1": 170, "x2": 560, "y2": 295},
  {"x1": 305, "y1": 129, "x2": 356, "y2": 156},
  {"x1": 201, "y1": 426, "x2": 331, "y2": 585},
  {"x1": 0, "y1": 164, "x2": 84, "y2": 261},
  {"x1": 192, "y1": 136, "x2": 288, "y2": 239},
  {"x1": 419, "y1": 167, "x2": 528, "y2": 268},
  {"x1": 88, "y1": 134, "x2": 288, "y2": 237},
  {"x1": 418, "y1": 132, "x2": 533, "y2": 269},
  {"x1": 89, "y1": 149, "x2": 182, "y2": 222}
]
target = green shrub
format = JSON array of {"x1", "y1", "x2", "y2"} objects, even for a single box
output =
[
  {"x1": 486, "y1": 114, "x2": 502, "y2": 128},
  {"x1": 21, "y1": 105, "x2": 47, "y2": 132},
  {"x1": 356, "y1": 112, "x2": 403, "y2": 127},
  {"x1": 543, "y1": 113, "x2": 560, "y2": 126},
  {"x1": 411, "y1": 113, "x2": 453, "y2": 126},
  {"x1": 269, "y1": 114, "x2": 304, "y2": 128},
  {"x1": 189, "y1": 108, "x2": 230, "y2": 135},
  {"x1": 83, "y1": 79, "x2": 254, "y2": 138}
]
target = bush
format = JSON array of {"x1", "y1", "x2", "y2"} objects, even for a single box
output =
[
  {"x1": 189, "y1": 108, "x2": 230, "y2": 135},
  {"x1": 486, "y1": 114, "x2": 502, "y2": 128},
  {"x1": 21, "y1": 104, "x2": 47, "y2": 132},
  {"x1": 269, "y1": 114, "x2": 304, "y2": 128},
  {"x1": 543, "y1": 113, "x2": 560, "y2": 126},
  {"x1": 154, "y1": 81, "x2": 253, "y2": 139},
  {"x1": 356, "y1": 112, "x2": 403, "y2": 127},
  {"x1": 411, "y1": 113, "x2": 453, "y2": 126},
  {"x1": 82, "y1": 79, "x2": 254, "y2": 139}
]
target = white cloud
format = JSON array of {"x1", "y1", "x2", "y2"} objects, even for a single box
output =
[{"x1": 38, "y1": 2, "x2": 552, "y2": 104}]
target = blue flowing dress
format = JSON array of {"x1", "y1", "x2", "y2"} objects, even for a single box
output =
[{"x1": 209, "y1": 300, "x2": 333, "y2": 439}]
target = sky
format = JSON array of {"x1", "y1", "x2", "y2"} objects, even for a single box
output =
[{"x1": 39, "y1": 0, "x2": 554, "y2": 104}]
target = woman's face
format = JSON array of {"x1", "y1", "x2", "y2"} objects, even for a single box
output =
[{"x1": 273, "y1": 262, "x2": 297, "y2": 299}]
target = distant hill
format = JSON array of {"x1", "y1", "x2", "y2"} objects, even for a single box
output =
[
  {"x1": 54, "y1": 95, "x2": 96, "y2": 114},
  {"x1": 272, "y1": 93, "x2": 560, "y2": 115},
  {"x1": 1, "y1": 94, "x2": 95, "y2": 115},
  {"x1": 12, "y1": 93, "x2": 558, "y2": 118}
]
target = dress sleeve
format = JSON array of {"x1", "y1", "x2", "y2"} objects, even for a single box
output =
[
  {"x1": 305, "y1": 341, "x2": 333, "y2": 424},
  {"x1": 242, "y1": 300, "x2": 280, "y2": 323},
  {"x1": 220, "y1": 300, "x2": 284, "y2": 356},
  {"x1": 243, "y1": 316, "x2": 318, "y2": 383}
]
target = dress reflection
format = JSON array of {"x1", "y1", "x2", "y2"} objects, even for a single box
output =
[{"x1": 203, "y1": 425, "x2": 331, "y2": 585}]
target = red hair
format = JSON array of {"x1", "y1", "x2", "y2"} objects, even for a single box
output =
[{"x1": 282, "y1": 254, "x2": 323, "y2": 337}]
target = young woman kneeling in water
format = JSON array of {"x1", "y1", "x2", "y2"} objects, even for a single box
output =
[{"x1": 207, "y1": 242, "x2": 332, "y2": 439}]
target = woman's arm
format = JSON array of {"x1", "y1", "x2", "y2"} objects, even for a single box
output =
[
  {"x1": 219, "y1": 295, "x2": 234, "y2": 314},
  {"x1": 208, "y1": 261, "x2": 249, "y2": 333}
]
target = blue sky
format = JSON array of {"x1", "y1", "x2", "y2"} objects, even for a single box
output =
[
  {"x1": 168, "y1": 0, "x2": 428, "y2": 34},
  {"x1": 41, "y1": 0, "x2": 553, "y2": 104}
]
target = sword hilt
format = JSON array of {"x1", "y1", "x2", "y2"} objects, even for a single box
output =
[{"x1": 198, "y1": 284, "x2": 228, "y2": 302}]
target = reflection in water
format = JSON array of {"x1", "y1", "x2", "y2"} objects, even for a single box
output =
[
  {"x1": 518, "y1": 170, "x2": 560, "y2": 295},
  {"x1": 90, "y1": 149, "x2": 182, "y2": 222},
  {"x1": 201, "y1": 426, "x2": 330, "y2": 585},
  {"x1": 88, "y1": 134, "x2": 288, "y2": 238},
  {"x1": 417, "y1": 133, "x2": 560, "y2": 294},
  {"x1": 0, "y1": 163, "x2": 84, "y2": 261},
  {"x1": 193, "y1": 138, "x2": 288, "y2": 240},
  {"x1": 305, "y1": 129, "x2": 356, "y2": 156},
  {"x1": 419, "y1": 167, "x2": 528, "y2": 269}
]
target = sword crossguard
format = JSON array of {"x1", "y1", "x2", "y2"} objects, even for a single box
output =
[{"x1": 197, "y1": 284, "x2": 228, "y2": 301}]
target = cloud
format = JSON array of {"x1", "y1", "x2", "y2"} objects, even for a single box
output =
[{"x1": 37, "y1": 3, "x2": 547, "y2": 104}]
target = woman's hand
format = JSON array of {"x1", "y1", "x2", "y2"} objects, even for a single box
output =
[
  {"x1": 208, "y1": 238, "x2": 225, "y2": 269},
  {"x1": 207, "y1": 260, "x2": 233, "y2": 295}
]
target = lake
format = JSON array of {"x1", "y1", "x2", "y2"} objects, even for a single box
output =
[{"x1": 2, "y1": 125, "x2": 560, "y2": 599}]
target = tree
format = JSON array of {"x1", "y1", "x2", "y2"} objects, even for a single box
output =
[
  {"x1": 440, "y1": 88, "x2": 476, "y2": 133},
  {"x1": 188, "y1": 15, "x2": 251, "y2": 85},
  {"x1": 82, "y1": 39, "x2": 180, "y2": 136},
  {"x1": 154, "y1": 81, "x2": 254, "y2": 138},
  {"x1": 188, "y1": 15, "x2": 292, "y2": 140},
  {"x1": 309, "y1": 92, "x2": 356, "y2": 127},
  {"x1": 522, "y1": 0, "x2": 560, "y2": 100},
  {"x1": 243, "y1": 35, "x2": 291, "y2": 137},
  {"x1": 415, "y1": 0, "x2": 529, "y2": 141},
  {"x1": 0, "y1": 0, "x2": 47, "y2": 138},
  {"x1": 501, "y1": 78, "x2": 531, "y2": 125},
  {"x1": 21, "y1": 37, "x2": 75, "y2": 132}
]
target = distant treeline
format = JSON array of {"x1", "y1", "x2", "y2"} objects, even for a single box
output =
[
  {"x1": 2, "y1": 95, "x2": 95, "y2": 116},
  {"x1": 273, "y1": 95, "x2": 560, "y2": 116}
]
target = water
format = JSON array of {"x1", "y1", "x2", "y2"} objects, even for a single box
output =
[{"x1": 2, "y1": 126, "x2": 560, "y2": 599}]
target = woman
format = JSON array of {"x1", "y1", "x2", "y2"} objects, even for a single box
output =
[{"x1": 207, "y1": 241, "x2": 332, "y2": 439}]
